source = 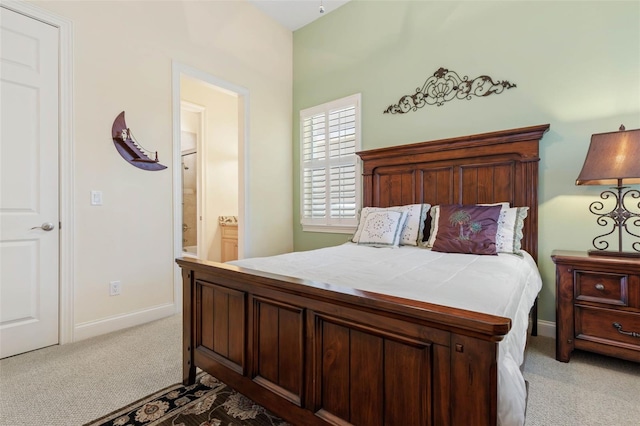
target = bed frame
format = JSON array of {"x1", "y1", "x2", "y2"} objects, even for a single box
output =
[{"x1": 176, "y1": 124, "x2": 550, "y2": 426}]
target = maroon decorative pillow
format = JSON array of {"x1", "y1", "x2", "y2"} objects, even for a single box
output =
[{"x1": 431, "y1": 204, "x2": 502, "y2": 255}]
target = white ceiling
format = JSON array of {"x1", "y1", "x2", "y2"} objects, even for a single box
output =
[{"x1": 247, "y1": 0, "x2": 352, "y2": 31}]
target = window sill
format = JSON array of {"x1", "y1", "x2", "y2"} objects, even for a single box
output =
[{"x1": 302, "y1": 224, "x2": 356, "y2": 234}]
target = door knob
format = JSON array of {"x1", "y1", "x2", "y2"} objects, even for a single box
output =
[{"x1": 31, "y1": 222, "x2": 55, "y2": 231}]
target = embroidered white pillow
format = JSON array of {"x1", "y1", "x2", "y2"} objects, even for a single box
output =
[
  {"x1": 357, "y1": 210, "x2": 408, "y2": 248},
  {"x1": 352, "y1": 204, "x2": 430, "y2": 246},
  {"x1": 495, "y1": 207, "x2": 529, "y2": 255},
  {"x1": 352, "y1": 207, "x2": 375, "y2": 243},
  {"x1": 394, "y1": 204, "x2": 429, "y2": 246}
]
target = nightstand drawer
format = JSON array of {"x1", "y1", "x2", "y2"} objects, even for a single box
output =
[
  {"x1": 576, "y1": 306, "x2": 640, "y2": 349},
  {"x1": 575, "y1": 271, "x2": 627, "y2": 306}
]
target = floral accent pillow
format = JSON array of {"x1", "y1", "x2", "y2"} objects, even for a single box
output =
[
  {"x1": 356, "y1": 210, "x2": 408, "y2": 248},
  {"x1": 352, "y1": 204, "x2": 430, "y2": 246},
  {"x1": 431, "y1": 204, "x2": 502, "y2": 255},
  {"x1": 424, "y1": 202, "x2": 510, "y2": 248}
]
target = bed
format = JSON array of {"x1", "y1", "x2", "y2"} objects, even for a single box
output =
[{"x1": 176, "y1": 123, "x2": 550, "y2": 426}]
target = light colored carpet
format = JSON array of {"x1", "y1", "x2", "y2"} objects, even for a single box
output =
[
  {"x1": 1, "y1": 314, "x2": 639, "y2": 425},
  {"x1": 523, "y1": 335, "x2": 640, "y2": 426},
  {"x1": 0, "y1": 315, "x2": 182, "y2": 426}
]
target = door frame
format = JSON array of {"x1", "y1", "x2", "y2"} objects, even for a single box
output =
[
  {"x1": 180, "y1": 101, "x2": 206, "y2": 259},
  {"x1": 171, "y1": 61, "x2": 249, "y2": 311},
  {"x1": 1, "y1": 1, "x2": 75, "y2": 344}
]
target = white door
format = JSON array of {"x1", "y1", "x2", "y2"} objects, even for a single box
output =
[{"x1": 0, "y1": 7, "x2": 60, "y2": 358}]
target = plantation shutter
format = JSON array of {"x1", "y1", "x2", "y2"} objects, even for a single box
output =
[{"x1": 300, "y1": 94, "x2": 361, "y2": 232}]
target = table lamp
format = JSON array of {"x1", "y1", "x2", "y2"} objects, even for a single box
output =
[{"x1": 575, "y1": 125, "x2": 640, "y2": 257}]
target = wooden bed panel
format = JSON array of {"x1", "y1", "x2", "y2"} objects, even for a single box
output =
[
  {"x1": 178, "y1": 124, "x2": 550, "y2": 426},
  {"x1": 195, "y1": 281, "x2": 244, "y2": 374},
  {"x1": 382, "y1": 339, "x2": 430, "y2": 425},
  {"x1": 460, "y1": 162, "x2": 514, "y2": 204},
  {"x1": 228, "y1": 292, "x2": 244, "y2": 364},
  {"x1": 349, "y1": 330, "x2": 383, "y2": 425},
  {"x1": 312, "y1": 313, "x2": 433, "y2": 425},
  {"x1": 450, "y1": 333, "x2": 499, "y2": 424},
  {"x1": 432, "y1": 343, "x2": 451, "y2": 425},
  {"x1": 374, "y1": 171, "x2": 418, "y2": 206},
  {"x1": 419, "y1": 167, "x2": 455, "y2": 206},
  {"x1": 277, "y1": 306, "x2": 304, "y2": 396},
  {"x1": 251, "y1": 296, "x2": 304, "y2": 406}
]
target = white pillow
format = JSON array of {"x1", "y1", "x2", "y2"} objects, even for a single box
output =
[
  {"x1": 356, "y1": 210, "x2": 408, "y2": 248},
  {"x1": 352, "y1": 207, "x2": 375, "y2": 243},
  {"x1": 352, "y1": 204, "x2": 430, "y2": 246},
  {"x1": 424, "y1": 202, "x2": 509, "y2": 248},
  {"x1": 495, "y1": 206, "x2": 529, "y2": 255}
]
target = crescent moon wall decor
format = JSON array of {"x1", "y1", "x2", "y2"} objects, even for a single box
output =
[
  {"x1": 111, "y1": 111, "x2": 167, "y2": 171},
  {"x1": 383, "y1": 67, "x2": 516, "y2": 114}
]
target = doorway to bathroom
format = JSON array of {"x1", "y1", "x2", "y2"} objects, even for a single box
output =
[{"x1": 172, "y1": 62, "x2": 248, "y2": 306}]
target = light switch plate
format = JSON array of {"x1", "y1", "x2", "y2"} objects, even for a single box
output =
[{"x1": 91, "y1": 190, "x2": 103, "y2": 206}]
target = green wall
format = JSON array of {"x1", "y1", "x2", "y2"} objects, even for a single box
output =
[{"x1": 292, "y1": 1, "x2": 640, "y2": 324}]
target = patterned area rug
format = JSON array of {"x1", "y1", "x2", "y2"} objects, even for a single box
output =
[{"x1": 84, "y1": 372, "x2": 290, "y2": 426}]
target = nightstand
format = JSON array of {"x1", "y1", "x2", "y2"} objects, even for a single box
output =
[{"x1": 552, "y1": 250, "x2": 640, "y2": 363}]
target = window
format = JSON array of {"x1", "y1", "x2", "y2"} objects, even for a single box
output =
[{"x1": 300, "y1": 94, "x2": 361, "y2": 233}]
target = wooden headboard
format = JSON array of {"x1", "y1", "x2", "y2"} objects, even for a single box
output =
[{"x1": 357, "y1": 124, "x2": 550, "y2": 261}]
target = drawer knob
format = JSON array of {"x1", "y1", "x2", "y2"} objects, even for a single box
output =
[
  {"x1": 612, "y1": 322, "x2": 640, "y2": 339},
  {"x1": 595, "y1": 283, "x2": 605, "y2": 291}
]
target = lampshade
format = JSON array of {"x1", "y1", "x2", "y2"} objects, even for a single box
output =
[{"x1": 576, "y1": 126, "x2": 640, "y2": 186}]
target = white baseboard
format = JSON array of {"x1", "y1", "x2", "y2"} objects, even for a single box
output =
[
  {"x1": 536, "y1": 319, "x2": 556, "y2": 338},
  {"x1": 73, "y1": 303, "x2": 177, "y2": 342}
]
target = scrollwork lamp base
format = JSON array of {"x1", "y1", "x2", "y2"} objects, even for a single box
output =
[{"x1": 588, "y1": 186, "x2": 640, "y2": 258}]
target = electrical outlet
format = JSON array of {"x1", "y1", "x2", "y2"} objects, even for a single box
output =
[{"x1": 109, "y1": 280, "x2": 121, "y2": 296}]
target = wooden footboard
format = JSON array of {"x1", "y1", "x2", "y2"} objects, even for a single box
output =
[{"x1": 178, "y1": 258, "x2": 511, "y2": 426}]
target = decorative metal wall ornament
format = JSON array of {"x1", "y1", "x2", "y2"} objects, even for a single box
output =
[
  {"x1": 383, "y1": 67, "x2": 516, "y2": 114},
  {"x1": 111, "y1": 111, "x2": 167, "y2": 171}
]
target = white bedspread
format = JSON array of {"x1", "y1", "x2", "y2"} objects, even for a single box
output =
[{"x1": 229, "y1": 243, "x2": 542, "y2": 426}]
